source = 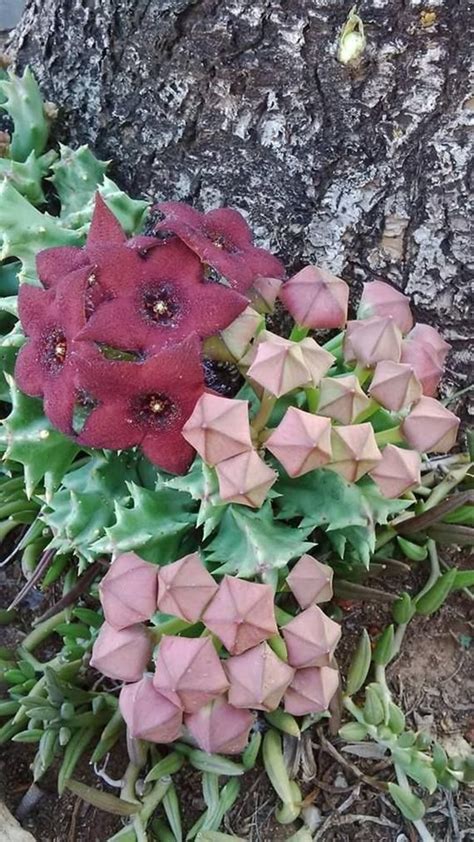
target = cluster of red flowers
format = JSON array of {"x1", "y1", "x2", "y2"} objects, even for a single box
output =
[
  {"x1": 15, "y1": 196, "x2": 284, "y2": 473},
  {"x1": 90, "y1": 552, "x2": 340, "y2": 753}
]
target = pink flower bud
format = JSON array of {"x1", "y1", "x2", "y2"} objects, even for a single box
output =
[
  {"x1": 369, "y1": 361, "x2": 422, "y2": 411},
  {"x1": 157, "y1": 553, "x2": 218, "y2": 623},
  {"x1": 284, "y1": 666, "x2": 339, "y2": 716},
  {"x1": 185, "y1": 696, "x2": 255, "y2": 754},
  {"x1": 282, "y1": 605, "x2": 341, "y2": 669},
  {"x1": 402, "y1": 396, "x2": 460, "y2": 453},
  {"x1": 265, "y1": 408, "x2": 332, "y2": 477},
  {"x1": 153, "y1": 636, "x2": 229, "y2": 713},
  {"x1": 298, "y1": 338, "x2": 335, "y2": 386},
  {"x1": 358, "y1": 280, "x2": 413, "y2": 334},
  {"x1": 99, "y1": 552, "x2": 159, "y2": 630},
  {"x1": 345, "y1": 316, "x2": 402, "y2": 368},
  {"x1": 202, "y1": 576, "x2": 278, "y2": 655},
  {"x1": 182, "y1": 393, "x2": 252, "y2": 466},
  {"x1": 248, "y1": 276, "x2": 283, "y2": 313},
  {"x1": 220, "y1": 306, "x2": 263, "y2": 360},
  {"x1": 226, "y1": 642, "x2": 295, "y2": 711},
  {"x1": 318, "y1": 374, "x2": 371, "y2": 424},
  {"x1": 406, "y1": 324, "x2": 450, "y2": 365},
  {"x1": 369, "y1": 445, "x2": 421, "y2": 498},
  {"x1": 119, "y1": 674, "x2": 183, "y2": 743},
  {"x1": 90, "y1": 622, "x2": 152, "y2": 682},
  {"x1": 216, "y1": 449, "x2": 277, "y2": 508},
  {"x1": 279, "y1": 266, "x2": 349, "y2": 329},
  {"x1": 400, "y1": 340, "x2": 443, "y2": 397},
  {"x1": 287, "y1": 554, "x2": 334, "y2": 608},
  {"x1": 247, "y1": 333, "x2": 311, "y2": 398},
  {"x1": 328, "y1": 423, "x2": 381, "y2": 482}
]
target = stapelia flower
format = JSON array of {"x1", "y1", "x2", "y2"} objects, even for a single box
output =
[
  {"x1": 181, "y1": 393, "x2": 253, "y2": 466},
  {"x1": 344, "y1": 316, "x2": 402, "y2": 367},
  {"x1": 153, "y1": 636, "x2": 229, "y2": 713},
  {"x1": 202, "y1": 576, "x2": 278, "y2": 655},
  {"x1": 265, "y1": 408, "x2": 332, "y2": 477},
  {"x1": 400, "y1": 339, "x2": 443, "y2": 397},
  {"x1": 226, "y1": 642, "x2": 295, "y2": 711},
  {"x1": 215, "y1": 450, "x2": 277, "y2": 507},
  {"x1": 298, "y1": 338, "x2": 335, "y2": 386},
  {"x1": 90, "y1": 622, "x2": 152, "y2": 682},
  {"x1": 317, "y1": 374, "x2": 371, "y2": 424},
  {"x1": 15, "y1": 268, "x2": 93, "y2": 435},
  {"x1": 153, "y1": 202, "x2": 285, "y2": 293},
  {"x1": 328, "y1": 423, "x2": 381, "y2": 482},
  {"x1": 406, "y1": 323, "x2": 450, "y2": 365},
  {"x1": 75, "y1": 334, "x2": 205, "y2": 474},
  {"x1": 119, "y1": 674, "x2": 183, "y2": 743},
  {"x1": 185, "y1": 697, "x2": 255, "y2": 754},
  {"x1": 284, "y1": 666, "x2": 339, "y2": 716},
  {"x1": 369, "y1": 445, "x2": 421, "y2": 498},
  {"x1": 287, "y1": 554, "x2": 334, "y2": 609},
  {"x1": 282, "y1": 605, "x2": 341, "y2": 669},
  {"x1": 402, "y1": 396, "x2": 460, "y2": 453},
  {"x1": 99, "y1": 552, "x2": 159, "y2": 630},
  {"x1": 358, "y1": 280, "x2": 413, "y2": 334},
  {"x1": 369, "y1": 361, "x2": 422, "y2": 411},
  {"x1": 157, "y1": 552, "x2": 218, "y2": 623},
  {"x1": 247, "y1": 332, "x2": 310, "y2": 397},
  {"x1": 220, "y1": 306, "x2": 263, "y2": 360},
  {"x1": 279, "y1": 265, "x2": 349, "y2": 329}
]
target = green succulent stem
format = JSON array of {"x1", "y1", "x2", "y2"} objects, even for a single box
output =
[
  {"x1": 374, "y1": 425, "x2": 404, "y2": 447},
  {"x1": 121, "y1": 761, "x2": 141, "y2": 805},
  {"x1": 322, "y1": 332, "x2": 344, "y2": 353},
  {"x1": 354, "y1": 398, "x2": 380, "y2": 424},
  {"x1": 395, "y1": 766, "x2": 434, "y2": 842},
  {"x1": 413, "y1": 540, "x2": 440, "y2": 605},
  {"x1": 252, "y1": 390, "x2": 276, "y2": 437},
  {"x1": 150, "y1": 618, "x2": 192, "y2": 642},
  {"x1": 289, "y1": 324, "x2": 310, "y2": 342},
  {"x1": 353, "y1": 364, "x2": 372, "y2": 387},
  {"x1": 305, "y1": 387, "x2": 319, "y2": 413},
  {"x1": 21, "y1": 609, "x2": 69, "y2": 652}
]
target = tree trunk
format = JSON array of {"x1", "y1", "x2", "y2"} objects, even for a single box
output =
[{"x1": 8, "y1": 0, "x2": 472, "y2": 417}]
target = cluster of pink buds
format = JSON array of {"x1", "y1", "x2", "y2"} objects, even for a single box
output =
[{"x1": 90, "y1": 551, "x2": 340, "y2": 753}]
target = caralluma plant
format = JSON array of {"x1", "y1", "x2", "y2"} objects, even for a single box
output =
[{"x1": 0, "y1": 65, "x2": 472, "y2": 842}]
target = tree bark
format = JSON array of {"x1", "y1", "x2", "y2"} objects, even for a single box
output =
[{"x1": 8, "y1": 0, "x2": 473, "y2": 417}]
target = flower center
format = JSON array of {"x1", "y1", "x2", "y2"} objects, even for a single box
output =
[
  {"x1": 204, "y1": 228, "x2": 237, "y2": 253},
  {"x1": 142, "y1": 283, "x2": 182, "y2": 326},
  {"x1": 41, "y1": 327, "x2": 68, "y2": 373},
  {"x1": 133, "y1": 392, "x2": 179, "y2": 430}
]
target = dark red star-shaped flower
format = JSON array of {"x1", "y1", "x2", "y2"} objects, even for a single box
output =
[
  {"x1": 15, "y1": 268, "x2": 93, "y2": 435},
  {"x1": 75, "y1": 334, "x2": 206, "y2": 474},
  {"x1": 152, "y1": 202, "x2": 285, "y2": 293}
]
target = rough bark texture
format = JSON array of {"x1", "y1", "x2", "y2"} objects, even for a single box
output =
[{"x1": 8, "y1": 0, "x2": 473, "y2": 416}]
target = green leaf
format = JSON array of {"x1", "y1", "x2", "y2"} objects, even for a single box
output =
[
  {"x1": 442, "y1": 504, "x2": 473, "y2": 525},
  {"x1": 415, "y1": 568, "x2": 458, "y2": 616},
  {"x1": 388, "y1": 783, "x2": 425, "y2": 821},
  {"x1": 65, "y1": 778, "x2": 138, "y2": 815},
  {"x1": 204, "y1": 502, "x2": 314, "y2": 578},
  {"x1": 0, "y1": 67, "x2": 49, "y2": 161},
  {"x1": 346, "y1": 629, "x2": 372, "y2": 695},
  {"x1": 328, "y1": 524, "x2": 375, "y2": 567},
  {"x1": 452, "y1": 570, "x2": 474, "y2": 590},
  {"x1": 166, "y1": 459, "x2": 225, "y2": 539},
  {"x1": 275, "y1": 468, "x2": 369, "y2": 530},
  {"x1": 50, "y1": 144, "x2": 109, "y2": 221},
  {"x1": 2, "y1": 376, "x2": 79, "y2": 498},
  {"x1": 358, "y1": 478, "x2": 412, "y2": 526}
]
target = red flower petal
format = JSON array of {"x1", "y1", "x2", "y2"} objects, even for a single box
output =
[
  {"x1": 15, "y1": 342, "x2": 45, "y2": 397},
  {"x1": 43, "y1": 369, "x2": 77, "y2": 435},
  {"x1": 87, "y1": 193, "x2": 127, "y2": 247},
  {"x1": 142, "y1": 430, "x2": 196, "y2": 474},
  {"x1": 18, "y1": 284, "x2": 56, "y2": 336},
  {"x1": 36, "y1": 246, "x2": 90, "y2": 289}
]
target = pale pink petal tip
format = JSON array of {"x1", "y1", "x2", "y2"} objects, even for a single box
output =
[
  {"x1": 407, "y1": 323, "x2": 450, "y2": 364},
  {"x1": 202, "y1": 576, "x2": 278, "y2": 655},
  {"x1": 284, "y1": 666, "x2": 339, "y2": 716},
  {"x1": 402, "y1": 396, "x2": 460, "y2": 454},
  {"x1": 185, "y1": 696, "x2": 255, "y2": 754},
  {"x1": 249, "y1": 276, "x2": 283, "y2": 313},
  {"x1": 318, "y1": 374, "x2": 371, "y2": 424},
  {"x1": 328, "y1": 423, "x2": 381, "y2": 482},
  {"x1": 99, "y1": 552, "x2": 158, "y2": 630},
  {"x1": 401, "y1": 340, "x2": 443, "y2": 397},
  {"x1": 369, "y1": 444, "x2": 421, "y2": 498},
  {"x1": 282, "y1": 605, "x2": 341, "y2": 669},
  {"x1": 119, "y1": 674, "x2": 183, "y2": 743},
  {"x1": 280, "y1": 266, "x2": 349, "y2": 329},
  {"x1": 90, "y1": 622, "x2": 152, "y2": 682},
  {"x1": 369, "y1": 361, "x2": 422, "y2": 412},
  {"x1": 220, "y1": 306, "x2": 263, "y2": 360},
  {"x1": 358, "y1": 280, "x2": 413, "y2": 334},
  {"x1": 265, "y1": 408, "x2": 332, "y2": 477},
  {"x1": 153, "y1": 636, "x2": 229, "y2": 713},
  {"x1": 298, "y1": 337, "x2": 335, "y2": 386},
  {"x1": 182, "y1": 393, "x2": 252, "y2": 466},
  {"x1": 344, "y1": 316, "x2": 402, "y2": 367},
  {"x1": 157, "y1": 552, "x2": 218, "y2": 623},
  {"x1": 287, "y1": 554, "x2": 334, "y2": 608},
  {"x1": 216, "y1": 449, "x2": 277, "y2": 508},
  {"x1": 226, "y1": 642, "x2": 295, "y2": 711},
  {"x1": 247, "y1": 332, "x2": 311, "y2": 397}
]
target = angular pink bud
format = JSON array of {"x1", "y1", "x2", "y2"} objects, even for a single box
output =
[
  {"x1": 406, "y1": 324, "x2": 450, "y2": 365},
  {"x1": 358, "y1": 280, "x2": 413, "y2": 334},
  {"x1": 345, "y1": 316, "x2": 402, "y2": 367},
  {"x1": 182, "y1": 393, "x2": 252, "y2": 466},
  {"x1": 185, "y1": 696, "x2": 255, "y2": 754},
  {"x1": 119, "y1": 674, "x2": 182, "y2": 743},
  {"x1": 220, "y1": 306, "x2": 263, "y2": 360},
  {"x1": 90, "y1": 622, "x2": 152, "y2": 682},
  {"x1": 265, "y1": 408, "x2": 332, "y2": 477},
  {"x1": 282, "y1": 605, "x2": 341, "y2": 669},
  {"x1": 400, "y1": 340, "x2": 443, "y2": 397},
  {"x1": 298, "y1": 338, "x2": 335, "y2": 386},
  {"x1": 249, "y1": 276, "x2": 283, "y2": 313},
  {"x1": 369, "y1": 444, "x2": 421, "y2": 498},
  {"x1": 284, "y1": 666, "x2": 339, "y2": 716},
  {"x1": 287, "y1": 554, "x2": 334, "y2": 608},
  {"x1": 247, "y1": 333, "x2": 310, "y2": 397},
  {"x1": 157, "y1": 553, "x2": 218, "y2": 623},
  {"x1": 369, "y1": 361, "x2": 422, "y2": 411},
  {"x1": 280, "y1": 266, "x2": 349, "y2": 329},
  {"x1": 202, "y1": 576, "x2": 278, "y2": 655},
  {"x1": 226, "y1": 642, "x2": 295, "y2": 711},
  {"x1": 153, "y1": 636, "x2": 229, "y2": 713},
  {"x1": 402, "y1": 397, "x2": 460, "y2": 453},
  {"x1": 216, "y1": 449, "x2": 277, "y2": 508},
  {"x1": 328, "y1": 423, "x2": 381, "y2": 482},
  {"x1": 99, "y1": 552, "x2": 159, "y2": 630},
  {"x1": 318, "y1": 374, "x2": 371, "y2": 424}
]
